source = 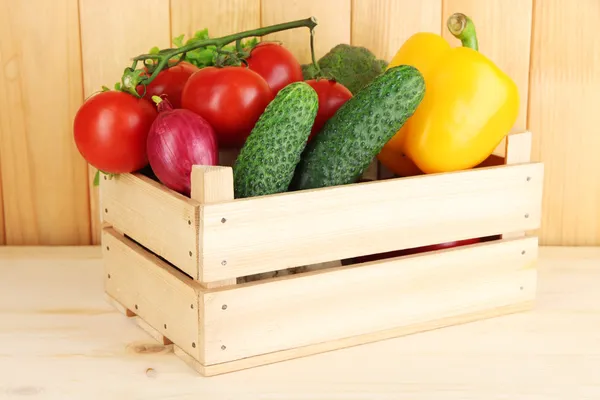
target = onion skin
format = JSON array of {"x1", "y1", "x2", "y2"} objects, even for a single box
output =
[{"x1": 147, "y1": 97, "x2": 218, "y2": 196}]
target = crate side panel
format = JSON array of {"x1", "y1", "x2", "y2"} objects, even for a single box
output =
[
  {"x1": 102, "y1": 228, "x2": 202, "y2": 362},
  {"x1": 101, "y1": 173, "x2": 200, "y2": 278},
  {"x1": 201, "y1": 163, "x2": 544, "y2": 281},
  {"x1": 198, "y1": 301, "x2": 533, "y2": 376},
  {"x1": 202, "y1": 237, "x2": 538, "y2": 364}
]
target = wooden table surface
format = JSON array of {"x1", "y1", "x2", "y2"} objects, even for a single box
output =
[{"x1": 1, "y1": 246, "x2": 599, "y2": 399}]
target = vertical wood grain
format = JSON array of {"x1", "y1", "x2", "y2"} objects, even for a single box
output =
[
  {"x1": 78, "y1": 0, "x2": 171, "y2": 244},
  {"x1": 528, "y1": 0, "x2": 600, "y2": 246},
  {"x1": 261, "y1": 0, "x2": 351, "y2": 64},
  {"x1": 171, "y1": 0, "x2": 260, "y2": 38},
  {"x1": 351, "y1": 0, "x2": 442, "y2": 61},
  {"x1": 0, "y1": 0, "x2": 90, "y2": 245},
  {"x1": 442, "y1": 0, "x2": 533, "y2": 157}
]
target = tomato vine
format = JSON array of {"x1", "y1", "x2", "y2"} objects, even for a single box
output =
[{"x1": 120, "y1": 17, "x2": 320, "y2": 97}]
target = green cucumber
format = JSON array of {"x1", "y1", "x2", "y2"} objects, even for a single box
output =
[
  {"x1": 233, "y1": 81, "x2": 318, "y2": 198},
  {"x1": 291, "y1": 65, "x2": 425, "y2": 190}
]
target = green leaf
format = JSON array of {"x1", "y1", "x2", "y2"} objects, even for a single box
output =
[
  {"x1": 114, "y1": 82, "x2": 121, "y2": 91},
  {"x1": 149, "y1": 46, "x2": 160, "y2": 55},
  {"x1": 93, "y1": 170, "x2": 100, "y2": 186},
  {"x1": 193, "y1": 28, "x2": 209, "y2": 40},
  {"x1": 101, "y1": 85, "x2": 111, "y2": 92},
  {"x1": 172, "y1": 34, "x2": 185, "y2": 48}
]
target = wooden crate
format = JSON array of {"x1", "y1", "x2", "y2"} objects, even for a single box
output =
[{"x1": 101, "y1": 131, "x2": 543, "y2": 376}]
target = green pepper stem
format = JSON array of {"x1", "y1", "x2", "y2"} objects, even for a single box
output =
[
  {"x1": 447, "y1": 13, "x2": 479, "y2": 51},
  {"x1": 122, "y1": 17, "x2": 318, "y2": 95}
]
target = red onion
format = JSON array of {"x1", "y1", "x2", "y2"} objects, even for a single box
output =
[{"x1": 147, "y1": 96, "x2": 218, "y2": 196}]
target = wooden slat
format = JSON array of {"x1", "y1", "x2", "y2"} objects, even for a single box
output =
[
  {"x1": 171, "y1": 0, "x2": 261, "y2": 38},
  {"x1": 503, "y1": 131, "x2": 534, "y2": 240},
  {"x1": 0, "y1": 0, "x2": 90, "y2": 245},
  {"x1": 200, "y1": 162, "x2": 544, "y2": 282},
  {"x1": 505, "y1": 131, "x2": 533, "y2": 165},
  {"x1": 202, "y1": 237, "x2": 537, "y2": 365},
  {"x1": 351, "y1": 0, "x2": 442, "y2": 61},
  {"x1": 528, "y1": 0, "x2": 600, "y2": 246},
  {"x1": 102, "y1": 228, "x2": 201, "y2": 361},
  {"x1": 260, "y1": 0, "x2": 351, "y2": 64},
  {"x1": 184, "y1": 301, "x2": 533, "y2": 377},
  {"x1": 190, "y1": 166, "x2": 236, "y2": 288},
  {"x1": 442, "y1": 0, "x2": 533, "y2": 156},
  {"x1": 100, "y1": 173, "x2": 200, "y2": 279},
  {"x1": 78, "y1": 0, "x2": 171, "y2": 244}
]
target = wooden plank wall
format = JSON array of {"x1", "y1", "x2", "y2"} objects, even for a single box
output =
[{"x1": 0, "y1": 0, "x2": 597, "y2": 246}]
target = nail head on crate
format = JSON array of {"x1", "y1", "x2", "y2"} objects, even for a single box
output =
[
  {"x1": 526, "y1": 176, "x2": 531, "y2": 181},
  {"x1": 164, "y1": 324, "x2": 167, "y2": 329},
  {"x1": 192, "y1": 342, "x2": 196, "y2": 348},
  {"x1": 222, "y1": 304, "x2": 227, "y2": 310},
  {"x1": 221, "y1": 345, "x2": 226, "y2": 350},
  {"x1": 189, "y1": 251, "x2": 193, "y2": 257},
  {"x1": 221, "y1": 218, "x2": 227, "y2": 223},
  {"x1": 135, "y1": 304, "x2": 138, "y2": 310},
  {"x1": 521, "y1": 250, "x2": 526, "y2": 255},
  {"x1": 221, "y1": 260, "x2": 227, "y2": 266},
  {"x1": 525, "y1": 213, "x2": 529, "y2": 218},
  {"x1": 104, "y1": 208, "x2": 108, "y2": 213},
  {"x1": 188, "y1": 220, "x2": 191, "y2": 225}
]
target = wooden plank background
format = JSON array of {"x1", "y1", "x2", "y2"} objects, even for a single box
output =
[{"x1": 0, "y1": 0, "x2": 597, "y2": 246}]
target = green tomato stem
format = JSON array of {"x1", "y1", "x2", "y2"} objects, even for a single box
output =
[
  {"x1": 122, "y1": 17, "x2": 318, "y2": 94},
  {"x1": 447, "y1": 13, "x2": 479, "y2": 51},
  {"x1": 309, "y1": 27, "x2": 322, "y2": 76}
]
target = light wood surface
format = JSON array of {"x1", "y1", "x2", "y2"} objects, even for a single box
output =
[
  {"x1": 261, "y1": 0, "x2": 351, "y2": 64},
  {"x1": 78, "y1": 0, "x2": 171, "y2": 245},
  {"x1": 202, "y1": 237, "x2": 537, "y2": 365},
  {"x1": 103, "y1": 228, "x2": 202, "y2": 362},
  {"x1": 0, "y1": 165, "x2": 4, "y2": 245},
  {"x1": 171, "y1": 0, "x2": 261, "y2": 38},
  {"x1": 0, "y1": 0, "x2": 90, "y2": 245},
  {"x1": 528, "y1": 0, "x2": 600, "y2": 246},
  {"x1": 190, "y1": 166, "x2": 237, "y2": 288},
  {"x1": 201, "y1": 163, "x2": 543, "y2": 281},
  {"x1": 100, "y1": 173, "x2": 200, "y2": 279},
  {"x1": 1, "y1": 1, "x2": 599, "y2": 247},
  {"x1": 351, "y1": 0, "x2": 442, "y2": 61},
  {"x1": 0, "y1": 245, "x2": 598, "y2": 398}
]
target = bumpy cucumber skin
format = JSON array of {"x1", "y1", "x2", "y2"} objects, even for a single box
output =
[
  {"x1": 233, "y1": 82, "x2": 318, "y2": 198},
  {"x1": 292, "y1": 65, "x2": 425, "y2": 190}
]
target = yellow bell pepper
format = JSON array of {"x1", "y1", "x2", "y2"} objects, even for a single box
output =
[{"x1": 377, "y1": 13, "x2": 519, "y2": 175}]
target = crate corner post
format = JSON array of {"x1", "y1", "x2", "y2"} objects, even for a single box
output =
[{"x1": 191, "y1": 164, "x2": 237, "y2": 289}]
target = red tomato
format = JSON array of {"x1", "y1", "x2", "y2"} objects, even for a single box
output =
[
  {"x1": 136, "y1": 61, "x2": 199, "y2": 108},
  {"x1": 245, "y1": 42, "x2": 303, "y2": 94},
  {"x1": 181, "y1": 66, "x2": 273, "y2": 148},
  {"x1": 306, "y1": 79, "x2": 353, "y2": 140},
  {"x1": 73, "y1": 91, "x2": 157, "y2": 173}
]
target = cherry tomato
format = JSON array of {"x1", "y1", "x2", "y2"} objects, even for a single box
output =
[
  {"x1": 136, "y1": 61, "x2": 199, "y2": 109},
  {"x1": 245, "y1": 42, "x2": 303, "y2": 94},
  {"x1": 73, "y1": 91, "x2": 157, "y2": 173},
  {"x1": 305, "y1": 79, "x2": 353, "y2": 141},
  {"x1": 181, "y1": 66, "x2": 273, "y2": 148}
]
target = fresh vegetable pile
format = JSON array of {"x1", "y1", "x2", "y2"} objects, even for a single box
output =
[{"x1": 73, "y1": 13, "x2": 518, "y2": 213}]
